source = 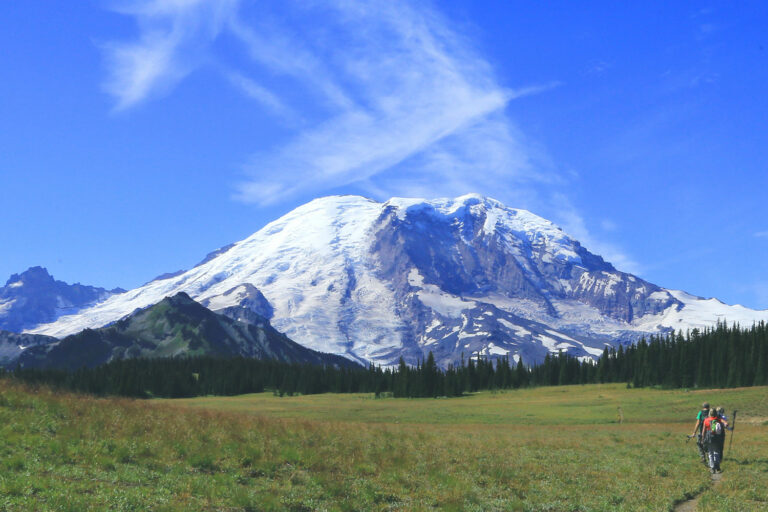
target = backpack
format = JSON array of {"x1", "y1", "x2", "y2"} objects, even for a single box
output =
[{"x1": 710, "y1": 419, "x2": 723, "y2": 437}]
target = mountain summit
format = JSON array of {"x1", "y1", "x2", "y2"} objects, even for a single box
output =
[
  {"x1": 0, "y1": 266, "x2": 124, "y2": 333},
  {"x1": 24, "y1": 195, "x2": 768, "y2": 367}
]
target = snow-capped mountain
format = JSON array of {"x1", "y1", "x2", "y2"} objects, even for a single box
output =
[
  {"x1": 0, "y1": 266, "x2": 124, "y2": 333},
  {"x1": 24, "y1": 195, "x2": 768, "y2": 367}
]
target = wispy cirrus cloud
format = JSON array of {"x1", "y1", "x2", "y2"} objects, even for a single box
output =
[
  {"x1": 103, "y1": 0, "x2": 237, "y2": 110},
  {"x1": 102, "y1": 1, "x2": 638, "y2": 271},
  {"x1": 227, "y1": 0, "x2": 541, "y2": 205},
  {"x1": 549, "y1": 195, "x2": 641, "y2": 275},
  {"x1": 754, "y1": 231, "x2": 768, "y2": 239},
  {"x1": 224, "y1": 70, "x2": 294, "y2": 119},
  {"x1": 102, "y1": 0, "x2": 560, "y2": 206}
]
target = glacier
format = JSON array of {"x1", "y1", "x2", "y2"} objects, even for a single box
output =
[{"x1": 24, "y1": 194, "x2": 768, "y2": 367}]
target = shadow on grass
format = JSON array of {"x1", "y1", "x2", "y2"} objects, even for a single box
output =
[{"x1": 727, "y1": 457, "x2": 768, "y2": 466}]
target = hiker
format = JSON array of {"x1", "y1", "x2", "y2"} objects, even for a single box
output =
[
  {"x1": 716, "y1": 406, "x2": 732, "y2": 430},
  {"x1": 690, "y1": 402, "x2": 710, "y2": 464},
  {"x1": 703, "y1": 408, "x2": 726, "y2": 473}
]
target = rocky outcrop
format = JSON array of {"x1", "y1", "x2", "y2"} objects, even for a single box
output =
[
  {"x1": 0, "y1": 267, "x2": 124, "y2": 333},
  {"x1": 371, "y1": 197, "x2": 681, "y2": 326},
  {"x1": 0, "y1": 330, "x2": 57, "y2": 366}
]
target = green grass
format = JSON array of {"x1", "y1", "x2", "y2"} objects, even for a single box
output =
[
  {"x1": 1, "y1": 381, "x2": 767, "y2": 511},
  {"x1": 161, "y1": 384, "x2": 768, "y2": 425}
]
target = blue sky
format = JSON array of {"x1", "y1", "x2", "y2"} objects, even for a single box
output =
[{"x1": 1, "y1": 1, "x2": 767, "y2": 308}]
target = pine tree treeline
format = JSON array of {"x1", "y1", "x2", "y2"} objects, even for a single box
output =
[
  {"x1": 525, "y1": 321, "x2": 768, "y2": 388},
  {"x1": 7, "y1": 353, "x2": 529, "y2": 399},
  {"x1": 596, "y1": 321, "x2": 768, "y2": 388},
  {"x1": 9, "y1": 357, "x2": 377, "y2": 399},
  {"x1": 5, "y1": 321, "x2": 767, "y2": 398}
]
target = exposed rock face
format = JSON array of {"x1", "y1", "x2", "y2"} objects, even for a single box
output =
[
  {"x1": 566, "y1": 270, "x2": 678, "y2": 322},
  {"x1": 202, "y1": 284, "x2": 274, "y2": 320},
  {"x1": 360, "y1": 196, "x2": 685, "y2": 366},
  {"x1": 372, "y1": 199, "x2": 678, "y2": 324},
  {"x1": 0, "y1": 330, "x2": 57, "y2": 366},
  {"x1": 0, "y1": 267, "x2": 124, "y2": 333}
]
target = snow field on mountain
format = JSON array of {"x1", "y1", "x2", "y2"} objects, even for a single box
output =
[
  {"x1": 28, "y1": 196, "x2": 406, "y2": 361},
  {"x1": 408, "y1": 269, "x2": 470, "y2": 318},
  {"x1": 25, "y1": 194, "x2": 768, "y2": 367},
  {"x1": 0, "y1": 300, "x2": 13, "y2": 315},
  {"x1": 633, "y1": 290, "x2": 768, "y2": 332}
]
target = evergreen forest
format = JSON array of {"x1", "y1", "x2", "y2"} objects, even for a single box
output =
[{"x1": 5, "y1": 321, "x2": 767, "y2": 399}]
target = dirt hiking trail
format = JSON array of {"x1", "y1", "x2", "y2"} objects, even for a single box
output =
[{"x1": 674, "y1": 471, "x2": 723, "y2": 512}]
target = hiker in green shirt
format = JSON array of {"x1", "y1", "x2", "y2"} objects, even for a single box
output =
[{"x1": 690, "y1": 402, "x2": 710, "y2": 464}]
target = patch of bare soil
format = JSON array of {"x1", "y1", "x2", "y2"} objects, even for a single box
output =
[{"x1": 674, "y1": 471, "x2": 723, "y2": 512}]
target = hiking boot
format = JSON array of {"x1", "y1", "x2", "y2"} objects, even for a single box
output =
[{"x1": 710, "y1": 467, "x2": 716, "y2": 474}]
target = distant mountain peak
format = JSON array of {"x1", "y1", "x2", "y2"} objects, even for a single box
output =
[
  {"x1": 163, "y1": 291, "x2": 195, "y2": 306},
  {"x1": 0, "y1": 267, "x2": 124, "y2": 333},
  {"x1": 5, "y1": 266, "x2": 55, "y2": 287},
  {"x1": 19, "y1": 194, "x2": 768, "y2": 367}
]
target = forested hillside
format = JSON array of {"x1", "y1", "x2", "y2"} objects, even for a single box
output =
[{"x1": 7, "y1": 321, "x2": 767, "y2": 398}]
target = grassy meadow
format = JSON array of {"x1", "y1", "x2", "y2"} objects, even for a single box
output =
[{"x1": 1, "y1": 380, "x2": 767, "y2": 511}]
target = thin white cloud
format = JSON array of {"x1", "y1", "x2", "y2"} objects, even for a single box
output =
[
  {"x1": 103, "y1": 0, "x2": 237, "y2": 110},
  {"x1": 754, "y1": 231, "x2": 768, "y2": 239},
  {"x1": 364, "y1": 113, "x2": 557, "y2": 209},
  {"x1": 508, "y1": 81, "x2": 564, "y2": 99},
  {"x1": 225, "y1": 17, "x2": 355, "y2": 112},
  {"x1": 224, "y1": 71, "x2": 293, "y2": 118},
  {"x1": 550, "y1": 196, "x2": 642, "y2": 275},
  {"x1": 102, "y1": 0, "x2": 640, "y2": 273},
  {"x1": 103, "y1": 0, "x2": 558, "y2": 204},
  {"x1": 234, "y1": 91, "x2": 510, "y2": 204},
  {"x1": 228, "y1": 1, "x2": 517, "y2": 204}
]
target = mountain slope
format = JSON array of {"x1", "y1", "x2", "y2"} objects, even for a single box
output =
[
  {"x1": 26, "y1": 195, "x2": 768, "y2": 367},
  {"x1": 17, "y1": 292, "x2": 359, "y2": 370},
  {"x1": 0, "y1": 330, "x2": 57, "y2": 367},
  {"x1": 0, "y1": 267, "x2": 124, "y2": 332}
]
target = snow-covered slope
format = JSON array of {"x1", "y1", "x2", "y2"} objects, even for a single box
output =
[
  {"x1": 26, "y1": 194, "x2": 768, "y2": 367},
  {"x1": 30, "y1": 196, "x2": 392, "y2": 364}
]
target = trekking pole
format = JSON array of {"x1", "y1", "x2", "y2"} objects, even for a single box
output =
[{"x1": 727, "y1": 410, "x2": 737, "y2": 456}]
